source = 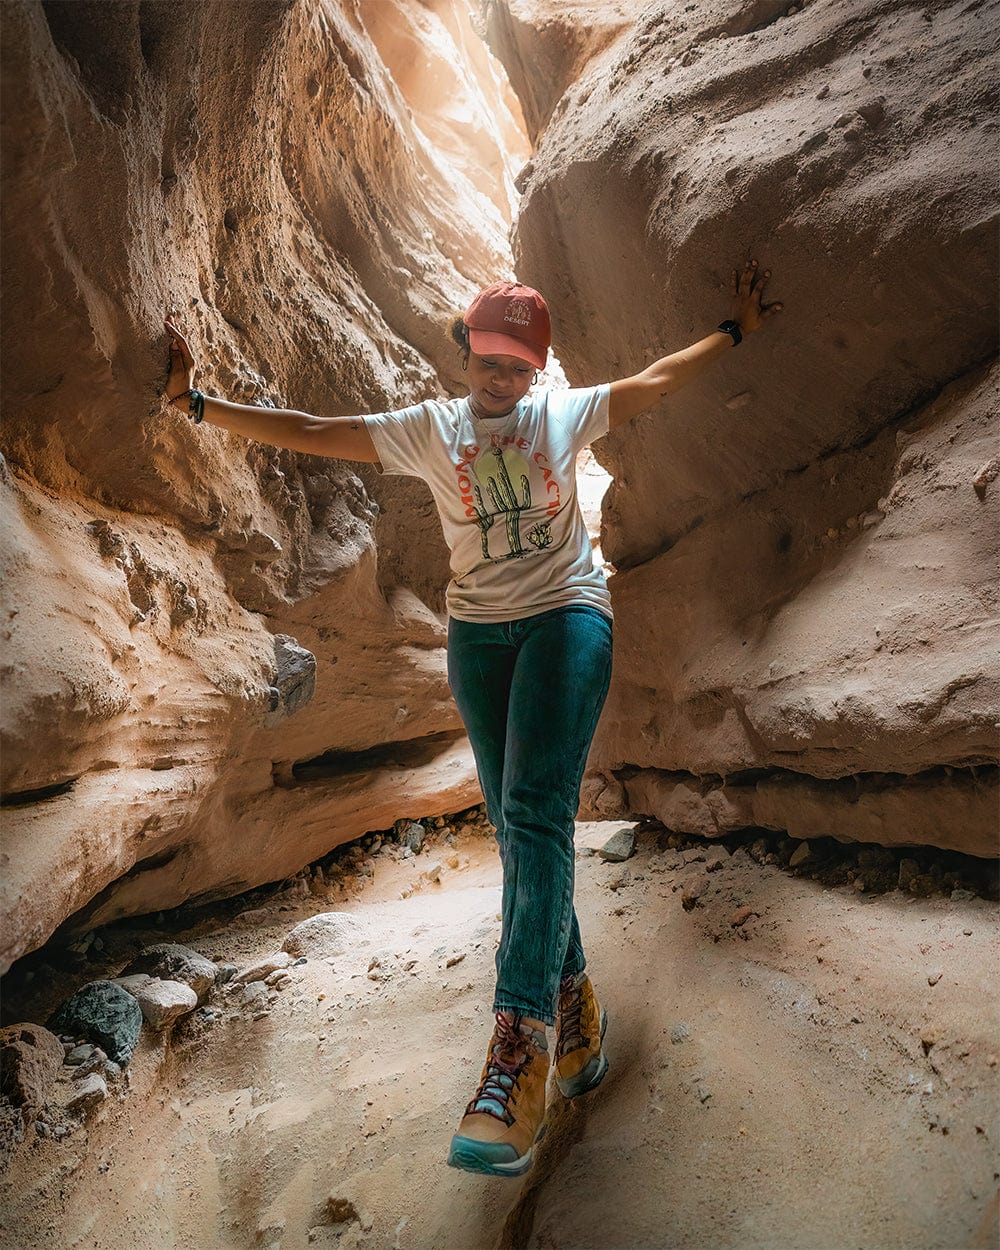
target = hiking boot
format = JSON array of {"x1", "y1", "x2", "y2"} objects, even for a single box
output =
[
  {"x1": 447, "y1": 1013, "x2": 549, "y2": 1177},
  {"x1": 554, "y1": 971, "x2": 608, "y2": 1098}
]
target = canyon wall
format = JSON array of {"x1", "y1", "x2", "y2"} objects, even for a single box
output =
[
  {"x1": 486, "y1": 0, "x2": 999, "y2": 854},
  {"x1": 0, "y1": 0, "x2": 527, "y2": 971},
  {"x1": 3, "y1": 0, "x2": 996, "y2": 975}
]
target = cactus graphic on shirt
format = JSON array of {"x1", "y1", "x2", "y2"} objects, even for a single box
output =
[
  {"x1": 526, "y1": 520, "x2": 552, "y2": 549},
  {"x1": 472, "y1": 446, "x2": 532, "y2": 559}
]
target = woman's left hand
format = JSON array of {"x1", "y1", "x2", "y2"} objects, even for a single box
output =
[
  {"x1": 732, "y1": 259, "x2": 782, "y2": 334},
  {"x1": 164, "y1": 316, "x2": 196, "y2": 400}
]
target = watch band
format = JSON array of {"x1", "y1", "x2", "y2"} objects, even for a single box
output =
[{"x1": 717, "y1": 319, "x2": 742, "y2": 346}]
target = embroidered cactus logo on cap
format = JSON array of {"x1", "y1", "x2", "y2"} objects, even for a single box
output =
[
  {"x1": 464, "y1": 282, "x2": 551, "y2": 369},
  {"x1": 503, "y1": 298, "x2": 533, "y2": 328}
]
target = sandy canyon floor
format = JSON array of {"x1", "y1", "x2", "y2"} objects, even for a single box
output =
[{"x1": 1, "y1": 819, "x2": 997, "y2": 1250}]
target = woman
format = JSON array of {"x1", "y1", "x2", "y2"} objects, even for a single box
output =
[{"x1": 164, "y1": 261, "x2": 781, "y2": 1177}]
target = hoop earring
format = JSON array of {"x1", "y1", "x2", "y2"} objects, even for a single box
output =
[{"x1": 532, "y1": 371, "x2": 539, "y2": 385}]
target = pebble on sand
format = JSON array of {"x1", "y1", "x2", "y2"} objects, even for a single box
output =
[
  {"x1": 599, "y1": 826, "x2": 637, "y2": 863},
  {"x1": 235, "y1": 952, "x2": 292, "y2": 984},
  {"x1": 681, "y1": 878, "x2": 706, "y2": 910},
  {"x1": 282, "y1": 913, "x2": 360, "y2": 959}
]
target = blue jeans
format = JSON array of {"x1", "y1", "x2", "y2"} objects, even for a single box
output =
[{"x1": 447, "y1": 604, "x2": 613, "y2": 1026}]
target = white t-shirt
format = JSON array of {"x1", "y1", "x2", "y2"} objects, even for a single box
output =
[{"x1": 365, "y1": 385, "x2": 612, "y2": 623}]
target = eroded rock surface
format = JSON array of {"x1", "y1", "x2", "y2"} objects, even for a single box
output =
[
  {"x1": 1, "y1": 0, "x2": 527, "y2": 971},
  {"x1": 488, "y1": 0, "x2": 999, "y2": 853}
]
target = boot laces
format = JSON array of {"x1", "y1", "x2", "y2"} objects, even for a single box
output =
[
  {"x1": 557, "y1": 977, "x2": 587, "y2": 1059},
  {"x1": 466, "y1": 1013, "x2": 537, "y2": 1125}
]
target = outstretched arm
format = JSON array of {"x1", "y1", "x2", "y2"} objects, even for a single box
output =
[
  {"x1": 608, "y1": 259, "x2": 782, "y2": 431},
  {"x1": 163, "y1": 318, "x2": 380, "y2": 462}
]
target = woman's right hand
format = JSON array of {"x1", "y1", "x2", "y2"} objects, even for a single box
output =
[{"x1": 164, "y1": 317, "x2": 196, "y2": 404}]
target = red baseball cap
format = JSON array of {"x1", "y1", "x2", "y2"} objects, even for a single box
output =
[{"x1": 464, "y1": 282, "x2": 551, "y2": 370}]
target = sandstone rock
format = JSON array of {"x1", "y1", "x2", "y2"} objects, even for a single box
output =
[
  {"x1": 0, "y1": 0, "x2": 505, "y2": 972},
  {"x1": 681, "y1": 878, "x2": 705, "y2": 911},
  {"x1": 65, "y1": 1044, "x2": 100, "y2": 1067},
  {"x1": 48, "y1": 982, "x2": 143, "y2": 1067},
  {"x1": 789, "y1": 842, "x2": 813, "y2": 869},
  {"x1": 282, "y1": 913, "x2": 360, "y2": 960},
  {"x1": 230, "y1": 981, "x2": 269, "y2": 1010},
  {"x1": 118, "y1": 944, "x2": 217, "y2": 1003},
  {"x1": 489, "y1": 0, "x2": 998, "y2": 859},
  {"x1": 66, "y1": 1073, "x2": 108, "y2": 1115},
  {"x1": 234, "y1": 953, "x2": 293, "y2": 985},
  {"x1": 598, "y1": 826, "x2": 637, "y2": 863},
  {"x1": 127, "y1": 979, "x2": 199, "y2": 1030},
  {"x1": 0, "y1": 1024, "x2": 64, "y2": 1123}
]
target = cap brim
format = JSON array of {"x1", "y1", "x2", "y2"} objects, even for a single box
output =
[{"x1": 468, "y1": 329, "x2": 547, "y2": 371}]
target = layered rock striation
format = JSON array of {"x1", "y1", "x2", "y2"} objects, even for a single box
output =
[
  {"x1": 487, "y1": 0, "x2": 999, "y2": 854},
  {"x1": 1, "y1": 0, "x2": 527, "y2": 971}
]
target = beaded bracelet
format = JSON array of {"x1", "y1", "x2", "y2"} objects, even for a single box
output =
[{"x1": 166, "y1": 387, "x2": 205, "y2": 423}]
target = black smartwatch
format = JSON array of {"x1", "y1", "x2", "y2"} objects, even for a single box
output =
[{"x1": 717, "y1": 319, "x2": 742, "y2": 346}]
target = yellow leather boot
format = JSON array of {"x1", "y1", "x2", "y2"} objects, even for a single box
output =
[
  {"x1": 448, "y1": 1012, "x2": 549, "y2": 1176},
  {"x1": 554, "y1": 972, "x2": 608, "y2": 1098}
]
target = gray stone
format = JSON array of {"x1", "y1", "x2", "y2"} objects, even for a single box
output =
[
  {"x1": 394, "y1": 819, "x2": 425, "y2": 853},
  {"x1": 598, "y1": 826, "x2": 637, "y2": 863},
  {"x1": 670, "y1": 1023, "x2": 690, "y2": 1044},
  {"x1": 48, "y1": 982, "x2": 143, "y2": 1066},
  {"x1": 74, "y1": 1047, "x2": 110, "y2": 1078},
  {"x1": 65, "y1": 1043, "x2": 98, "y2": 1066},
  {"x1": 118, "y1": 943, "x2": 217, "y2": 1003},
  {"x1": 66, "y1": 1073, "x2": 107, "y2": 1114},
  {"x1": 230, "y1": 981, "x2": 269, "y2": 1008},
  {"x1": 271, "y1": 634, "x2": 316, "y2": 716}
]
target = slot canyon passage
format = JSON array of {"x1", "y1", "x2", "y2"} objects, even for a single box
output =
[{"x1": 0, "y1": 0, "x2": 998, "y2": 1246}]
